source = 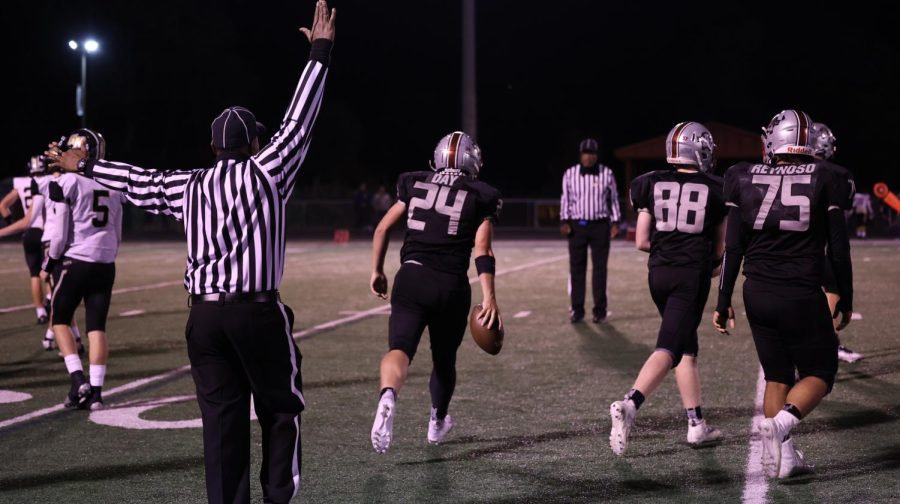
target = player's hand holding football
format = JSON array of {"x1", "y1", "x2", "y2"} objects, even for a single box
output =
[
  {"x1": 713, "y1": 307, "x2": 735, "y2": 335},
  {"x1": 477, "y1": 297, "x2": 502, "y2": 330},
  {"x1": 370, "y1": 271, "x2": 388, "y2": 300},
  {"x1": 46, "y1": 142, "x2": 87, "y2": 173},
  {"x1": 300, "y1": 0, "x2": 336, "y2": 42}
]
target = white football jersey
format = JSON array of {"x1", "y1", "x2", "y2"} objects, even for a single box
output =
[
  {"x1": 48, "y1": 173, "x2": 126, "y2": 264},
  {"x1": 34, "y1": 175, "x2": 60, "y2": 243},
  {"x1": 12, "y1": 177, "x2": 44, "y2": 229}
]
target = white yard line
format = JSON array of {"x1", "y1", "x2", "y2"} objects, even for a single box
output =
[
  {"x1": 0, "y1": 281, "x2": 183, "y2": 314},
  {"x1": 0, "y1": 254, "x2": 566, "y2": 431},
  {"x1": 741, "y1": 366, "x2": 769, "y2": 504}
]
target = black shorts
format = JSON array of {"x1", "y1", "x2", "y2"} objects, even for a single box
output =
[
  {"x1": 388, "y1": 263, "x2": 471, "y2": 362},
  {"x1": 648, "y1": 265, "x2": 711, "y2": 367},
  {"x1": 52, "y1": 258, "x2": 116, "y2": 332},
  {"x1": 743, "y1": 278, "x2": 838, "y2": 392},
  {"x1": 22, "y1": 228, "x2": 43, "y2": 277}
]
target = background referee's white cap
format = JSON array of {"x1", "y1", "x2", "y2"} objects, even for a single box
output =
[{"x1": 211, "y1": 106, "x2": 267, "y2": 149}]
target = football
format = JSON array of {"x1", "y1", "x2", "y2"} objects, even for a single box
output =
[{"x1": 469, "y1": 304, "x2": 504, "y2": 355}]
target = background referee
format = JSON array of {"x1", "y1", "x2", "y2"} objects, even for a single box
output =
[
  {"x1": 560, "y1": 138, "x2": 622, "y2": 323},
  {"x1": 49, "y1": 2, "x2": 336, "y2": 502}
]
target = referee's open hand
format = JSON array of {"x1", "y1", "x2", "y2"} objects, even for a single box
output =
[{"x1": 300, "y1": 0, "x2": 336, "y2": 42}]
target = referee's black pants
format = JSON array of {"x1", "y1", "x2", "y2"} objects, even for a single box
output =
[
  {"x1": 568, "y1": 219, "x2": 611, "y2": 318},
  {"x1": 186, "y1": 298, "x2": 304, "y2": 504}
]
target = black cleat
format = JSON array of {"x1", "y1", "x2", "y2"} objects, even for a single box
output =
[
  {"x1": 570, "y1": 312, "x2": 585, "y2": 323},
  {"x1": 37, "y1": 314, "x2": 48, "y2": 325},
  {"x1": 65, "y1": 373, "x2": 91, "y2": 409},
  {"x1": 592, "y1": 315, "x2": 606, "y2": 324},
  {"x1": 81, "y1": 387, "x2": 104, "y2": 411}
]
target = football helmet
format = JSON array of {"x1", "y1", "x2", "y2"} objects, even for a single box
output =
[
  {"x1": 762, "y1": 110, "x2": 814, "y2": 163},
  {"x1": 665, "y1": 121, "x2": 716, "y2": 173},
  {"x1": 809, "y1": 122, "x2": 836, "y2": 160},
  {"x1": 432, "y1": 131, "x2": 482, "y2": 178},
  {"x1": 65, "y1": 128, "x2": 106, "y2": 160}
]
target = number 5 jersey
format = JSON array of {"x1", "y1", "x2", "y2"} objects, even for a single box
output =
[
  {"x1": 630, "y1": 170, "x2": 727, "y2": 270},
  {"x1": 396, "y1": 169, "x2": 502, "y2": 275},
  {"x1": 47, "y1": 172, "x2": 126, "y2": 264}
]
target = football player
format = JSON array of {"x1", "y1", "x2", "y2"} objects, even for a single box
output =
[
  {"x1": 368, "y1": 131, "x2": 503, "y2": 453},
  {"x1": 0, "y1": 157, "x2": 50, "y2": 324},
  {"x1": 809, "y1": 122, "x2": 862, "y2": 363},
  {"x1": 715, "y1": 110, "x2": 853, "y2": 479},
  {"x1": 609, "y1": 122, "x2": 726, "y2": 456},
  {"x1": 0, "y1": 159, "x2": 84, "y2": 352},
  {"x1": 43, "y1": 129, "x2": 125, "y2": 410}
]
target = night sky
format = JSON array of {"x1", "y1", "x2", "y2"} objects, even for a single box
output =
[{"x1": 8, "y1": 1, "x2": 900, "y2": 198}]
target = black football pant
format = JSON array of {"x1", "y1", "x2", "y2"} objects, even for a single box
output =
[
  {"x1": 568, "y1": 219, "x2": 611, "y2": 318},
  {"x1": 51, "y1": 258, "x2": 115, "y2": 332},
  {"x1": 389, "y1": 263, "x2": 471, "y2": 418},
  {"x1": 648, "y1": 266, "x2": 710, "y2": 367},
  {"x1": 186, "y1": 297, "x2": 304, "y2": 504}
]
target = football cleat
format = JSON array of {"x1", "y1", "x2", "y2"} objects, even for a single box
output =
[
  {"x1": 81, "y1": 388, "x2": 104, "y2": 411},
  {"x1": 778, "y1": 437, "x2": 814, "y2": 479},
  {"x1": 65, "y1": 378, "x2": 91, "y2": 409},
  {"x1": 687, "y1": 419, "x2": 722, "y2": 446},
  {"x1": 759, "y1": 418, "x2": 785, "y2": 478},
  {"x1": 42, "y1": 335, "x2": 56, "y2": 351},
  {"x1": 609, "y1": 400, "x2": 636, "y2": 456},
  {"x1": 37, "y1": 314, "x2": 48, "y2": 325},
  {"x1": 427, "y1": 408, "x2": 454, "y2": 444},
  {"x1": 837, "y1": 345, "x2": 863, "y2": 363},
  {"x1": 371, "y1": 392, "x2": 396, "y2": 454}
]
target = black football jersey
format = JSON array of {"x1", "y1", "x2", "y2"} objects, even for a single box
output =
[
  {"x1": 397, "y1": 170, "x2": 502, "y2": 274},
  {"x1": 724, "y1": 160, "x2": 846, "y2": 287},
  {"x1": 631, "y1": 170, "x2": 726, "y2": 269}
]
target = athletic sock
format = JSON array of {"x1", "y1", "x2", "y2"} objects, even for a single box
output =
[
  {"x1": 64, "y1": 354, "x2": 83, "y2": 375},
  {"x1": 686, "y1": 406, "x2": 704, "y2": 425},
  {"x1": 624, "y1": 388, "x2": 645, "y2": 410},
  {"x1": 89, "y1": 364, "x2": 106, "y2": 388},
  {"x1": 774, "y1": 407, "x2": 801, "y2": 441},
  {"x1": 45, "y1": 328, "x2": 55, "y2": 340},
  {"x1": 36, "y1": 307, "x2": 47, "y2": 319},
  {"x1": 380, "y1": 387, "x2": 396, "y2": 401}
]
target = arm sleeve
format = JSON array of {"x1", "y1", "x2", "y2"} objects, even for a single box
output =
[
  {"x1": 560, "y1": 170, "x2": 570, "y2": 221},
  {"x1": 715, "y1": 207, "x2": 748, "y2": 313},
  {"x1": 607, "y1": 168, "x2": 622, "y2": 222},
  {"x1": 396, "y1": 174, "x2": 411, "y2": 206},
  {"x1": 252, "y1": 39, "x2": 332, "y2": 200},
  {"x1": 827, "y1": 208, "x2": 853, "y2": 312},
  {"x1": 84, "y1": 159, "x2": 192, "y2": 221}
]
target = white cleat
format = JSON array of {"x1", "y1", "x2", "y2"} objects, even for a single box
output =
[
  {"x1": 759, "y1": 418, "x2": 784, "y2": 478},
  {"x1": 837, "y1": 345, "x2": 863, "y2": 363},
  {"x1": 609, "y1": 400, "x2": 636, "y2": 456},
  {"x1": 371, "y1": 393, "x2": 396, "y2": 454},
  {"x1": 686, "y1": 419, "x2": 722, "y2": 446},
  {"x1": 427, "y1": 408, "x2": 454, "y2": 444},
  {"x1": 778, "y1": 437, "x2": 814, "y2": 479}
]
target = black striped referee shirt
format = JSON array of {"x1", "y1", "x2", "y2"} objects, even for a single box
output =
[
  {"x1": 81, "y1": 41, "x2": 331, "y2": 295},
  {"x1": 560, "y1": 164, "x2": 622, "y2": 222}
]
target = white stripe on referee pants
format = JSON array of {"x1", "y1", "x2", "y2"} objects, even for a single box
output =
[{"x1": 276, "y1": 299, "x2": 303, "y2": 497}]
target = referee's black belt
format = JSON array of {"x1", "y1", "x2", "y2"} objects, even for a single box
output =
[{"x1": 189, "y1": 290, "x2": 280, "y2": 306}]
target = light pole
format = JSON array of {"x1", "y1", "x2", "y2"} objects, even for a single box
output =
[{"x1": 69, "y1": 39, "x2": 99, "y2": 128}]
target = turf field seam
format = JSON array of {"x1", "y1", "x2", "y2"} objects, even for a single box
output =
[
  {"x1": 741, "y1": 366, "x2": 769, "y2": 503},
  {"x1": 0, "y1": 254, "x2": 566, "y2": 431}
]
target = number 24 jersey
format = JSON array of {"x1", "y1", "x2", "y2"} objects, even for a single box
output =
[{"x1": 397, "y1": 170, "x2": 502, "y2": 275}]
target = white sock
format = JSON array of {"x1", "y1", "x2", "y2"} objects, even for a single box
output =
[
  {"x1": 64, "y1": 354, "x2": 83, "y2": 375},
  {"x1": 89, "y1": 364, "x2": 106, "y2": 387},
  {"x1": 36, "y1": 307, "x2": 47, "y2": 318},
  {"x1": 70, "y1": 324, "x2": 81, "y2": 340},
  {"x1": 45, "y1": 328, "x2": 55, "y2": 340},
  {"x1": 774, "y1": 410, "x2": 800, "y2": 440}
]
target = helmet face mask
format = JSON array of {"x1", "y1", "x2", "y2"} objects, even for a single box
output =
[
  {"x1": 28, "y1": 156, "x2": 47, "y2": 176},
  {"x1": 810, "y1": 122, "x2": 836, "y2": 160},
  {"x1": 665, "y1": 122, "x2": 716, "y2": 173},
  {"x1": 65, "y1": 128, "x2": 106, "y2": 160},
  {"x1": 432, "y1": 131, "x2": 482, "y2": 178},
  {"x1": 762, "y1": 110, "x2": 815, "y2": 164}
]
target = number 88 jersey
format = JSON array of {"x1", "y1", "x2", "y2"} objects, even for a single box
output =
[
  {"x1": 630, "y1": 170, "x2": 726, "y2": 269},
  {"x1": 723, "y1": 160, "x2": 846, "y2": 286},
  {"x1": 397, "y1": 169, "x2": 502, "y2": 275},
  {"x1": 48, "y1": 172, "x2": 126, "y2": 264}
]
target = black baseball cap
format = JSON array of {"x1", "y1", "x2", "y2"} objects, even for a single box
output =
[
  {"x1": 579, "y1": 138, "x2": 599, "y2": 153},
  {"x1": 211, "y1": 106, "x2": 266, "y2": 150}
]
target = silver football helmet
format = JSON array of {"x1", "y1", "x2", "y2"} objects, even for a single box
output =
[
  {"x1": 762, "y1": 110, "x2": 814, "y2": 163},
  {"x1": 810, "y1": 122, "x2": 836, "y2": 160},
  {"x1": 66, "y1": 128, "x2": 106, "y2": 160},
  {"x1": 432, "y1": 131, "x2": 482, "y2": 178},
  {"x1": 665, "y1": 121, "x2": 716, "y2": 173}
]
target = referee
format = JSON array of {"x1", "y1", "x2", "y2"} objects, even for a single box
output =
[
  {"x1": 49, "y1": 3, "x2": 336, "y2": 503},
  {"x1": 560, "y1": 138, "x2": 621, "y2": 323}
]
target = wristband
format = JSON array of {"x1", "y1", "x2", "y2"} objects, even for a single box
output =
[{"x1": 474, "y1": 255, "x2": 496, "y2": 276}]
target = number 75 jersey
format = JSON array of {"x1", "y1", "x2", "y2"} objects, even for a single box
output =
[
  {"x1": 397, "y1": 170, "x2": 502, "y2": 275},
  {"x1": 49, "y1": 172, "x2": 126, "y2": 264},
  {"x1": 723, "y1": 160, "x2": 846, "y2": 286},
  {"x1": 630, "y1": 170, "x2": 726, "y2": 269}
]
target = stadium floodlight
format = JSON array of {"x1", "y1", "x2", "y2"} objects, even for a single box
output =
[
  {"x1": 68, "y1": 40, "x2": 78, "y2": 50},
  {"x1": 84, "y1": 39, "x2": 99, "y2": 53},
  {"x1": 69, "y1": 38, "x2": 101, "y2": 127}
]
